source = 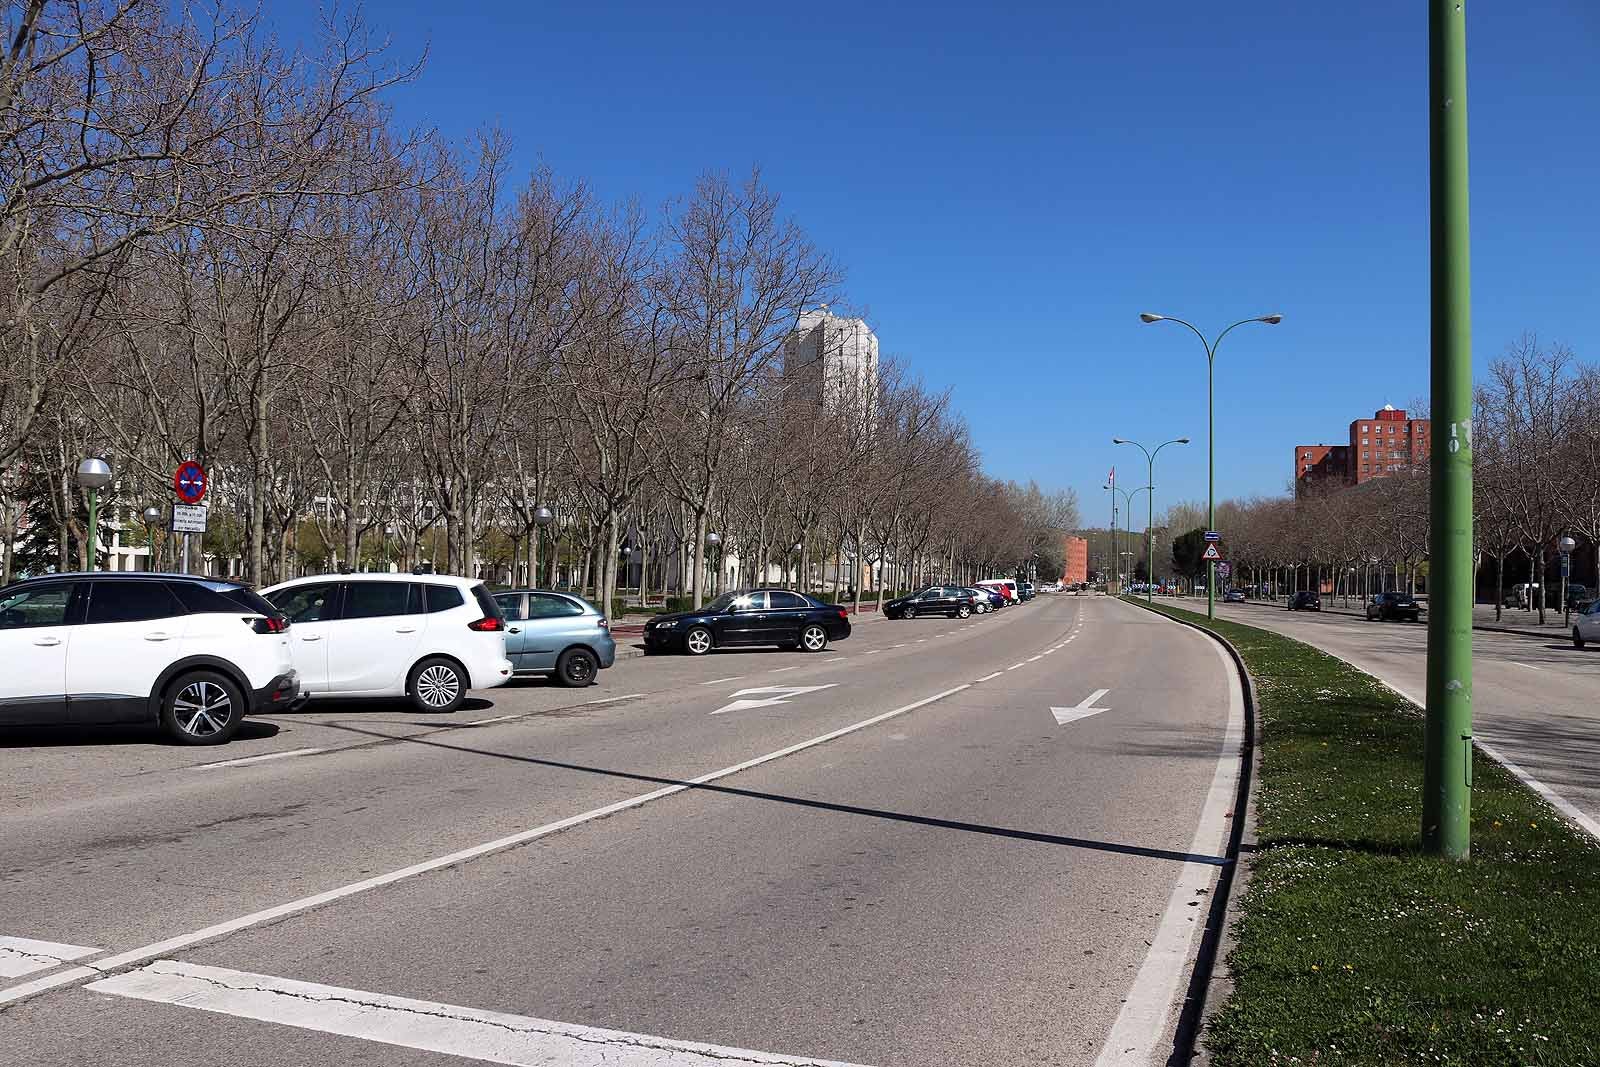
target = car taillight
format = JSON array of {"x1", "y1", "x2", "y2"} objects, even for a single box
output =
[
  {"x1": 468, "y1": 617, "x2": 502, "y2": 632},
  {"x1": 597, "y1": 617, "x2": 609, "y2": 630},
  {"x1": 838, "y1": 609, "x2": 849, "y2": 620},
  {"x1": 248, "y1": 615, "x2": 288, "y2": 634}
]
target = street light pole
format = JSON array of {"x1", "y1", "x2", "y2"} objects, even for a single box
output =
[
  {"x1": 1140, "y1": 312, "x2": 1282, "y2": 620},
  {"x1": 141, "y1": 505, "x2": 163, "y2": 571},
  {"x1": 1114, "y1": 437, "x2": 1190, "y2": 603},
  {"x1": 76, "y1": 458, "x2": 113, "y2": 571},
  {"x1": 1559, "y1": 535, "x2": 1576, "y2": 629},
  {"x1": 1422, "y1": 0, "x2": 1474, "y2": 860}
]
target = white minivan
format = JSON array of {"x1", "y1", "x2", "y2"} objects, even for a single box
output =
[{"x1": 262, "y1": 574, "x2": 513, "y2": 713}]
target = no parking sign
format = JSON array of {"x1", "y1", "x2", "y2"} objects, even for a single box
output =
[{"x1": 173, "y1": 461, "x2": 207, "y2": 504}]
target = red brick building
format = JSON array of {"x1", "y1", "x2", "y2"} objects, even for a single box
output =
[
  {"x1": 1062, "y1": 535, "x2": 1088, "y2": 586},
  {"x1": 1295, "y1": 406, "x2": 1430, "y2": 492}
]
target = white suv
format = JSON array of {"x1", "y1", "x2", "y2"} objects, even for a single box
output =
[
  {"x1": 0, "y1": 573, "x2": 299, "y2": 744},
  {"x1": 262, "y1": 573, "x2": 513, "y2": 713}
]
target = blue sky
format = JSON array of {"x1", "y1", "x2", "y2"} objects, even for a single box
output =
[{"x1": 272, "y1": 1, "x2": 1597, "y2": 529}]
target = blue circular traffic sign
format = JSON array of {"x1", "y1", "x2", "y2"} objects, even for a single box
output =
[{"x1": 174, "y1": 461, "x2": 207, "y2": 504}]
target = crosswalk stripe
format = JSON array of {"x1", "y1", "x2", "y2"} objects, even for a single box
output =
[
  {"x1": 0, "y1": 937, "x2": 99, "y2": 979},
  {"x1": 89, "y1": 960, "x2": 872, "y2": 1067}
]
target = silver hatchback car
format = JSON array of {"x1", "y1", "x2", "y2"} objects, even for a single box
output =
[{"x1": 492, "y1": 590, "x2": 616, "y2": 687}]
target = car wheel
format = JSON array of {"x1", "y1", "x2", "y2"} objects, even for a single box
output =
[
  {"x1": 161, "y1": 671, "x2": 243, "y2": 745},
  {"x1": 957, "y1": 604, "x2": 972, "y2": 619},
  {"x1": 905, "y1": 607, "x2": 917, "y2": 620},
  {"x1": 555, "y1": 648, "x2": 598, "y2": 687},
  {"x1": 408, "y1": 656, "x2": 466, "y2": 713},
  {"x1": 799, "y1": 624, "x2": 829, "y2": 653},
  {"x1": 684, "y1": 626, "x2": 714, "y2": 656},
  {"x1": 1574, "y1": 627, "x2": 1585, "y2": 650}
]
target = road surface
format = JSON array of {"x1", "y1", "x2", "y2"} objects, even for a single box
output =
[{"x1": 1, "y1": 595, "x2": 1240, "y2": 1067}]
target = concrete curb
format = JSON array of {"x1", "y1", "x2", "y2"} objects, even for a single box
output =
[
  {"x1": 1121, "y1": 598, "x2": 1261, "y2": 1067},
  {"x1": 1226, "y1": 597, "x2": 1569, "y2": 643}
]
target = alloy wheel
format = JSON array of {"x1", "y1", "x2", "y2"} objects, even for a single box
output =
[
  {"x1": 802, "y1": 625, "x2": 827, "y2": 651},
  {"x1": 173, "y1": 680, "x2": 234, "y2": 737},
  {"x1": 687, "y1": 628, "x2": 713, "y2": 655},
  {"x1": 415, "y1": 664, "x2": 461, "y2": 708}
]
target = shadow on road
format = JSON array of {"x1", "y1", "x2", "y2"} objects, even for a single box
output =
[
  {"x1": 307, "y1": 719, "x2": 1233, "y2": 869},
  {"x1": 0, "y1": 718, "x2": 280, "y2": 748}
]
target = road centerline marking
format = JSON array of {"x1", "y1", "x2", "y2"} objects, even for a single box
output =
[
  {"x1": 195, "y1": 748, "x2": 326, "y2": 771},
  {"x1": 700, "y1": 676, "x2": 743, "y2": 686}
]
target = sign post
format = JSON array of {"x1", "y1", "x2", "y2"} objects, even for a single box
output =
[{"x1": 172, "y1": 462, "x2": 208, "y2": 574}]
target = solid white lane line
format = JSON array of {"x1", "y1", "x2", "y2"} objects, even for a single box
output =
[
  {"x1": 700, "y1": 676, "x2": 743, "y2": 686},
  {"x1": 584, "y1": 693, "x2": 644, "y2": 705},
  {"x1": 88, "y1": 961, "x2": 871, "y2": 1067},
  {"x1": 1094, "y1": 608, "x2": 1245, "y2": 1066},
  {"x1": 466, "y1": 714, "x2": 519, "y2": 726},
  {"x1": 194, "y1": 748, "x2": 326, "y2": 771},
  {"x1": 0, "y1": 937, "x2": 99, "y2": 980},
  {"x1": 0, "y1": 685, "x2": 971, "y2": 1008},
  {"x1": 976, "y1": 671, "x2": 1002, "y2": 682}
]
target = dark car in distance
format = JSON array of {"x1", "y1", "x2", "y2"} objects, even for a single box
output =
[
  {"x1": 643, "y1": 589, "x2": 850, "y2": 655},
  {"x1": 1366, "y1": 591, "x2": 1421, "y2": 622},
  {"x1": 884, "y1": 586, "x2": 978, "y2": 620},
  {"x1": 1288, "y1": 591, "x2": 1322, "y2": 611}
]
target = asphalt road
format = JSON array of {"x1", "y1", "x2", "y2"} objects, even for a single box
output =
[
  {"x1": 1213, "y1": 598, "x2": 1600, "y2": 835},
  {"x1": 1, "y1": 595, "x2": 1240, "y2": 1067}
]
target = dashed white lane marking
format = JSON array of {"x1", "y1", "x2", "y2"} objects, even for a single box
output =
[
  {"x1": 976, "y1": 671, "x2": 1002, "y2": 682},
  {"x1": 195, "y1": 748, "x2": 326, "y2": 771},
  {"x1": 584, "y1": 693, "x2": 644, "y2": 705},
  {"x1": 892, "y1": 644, "x2": 907, "y2": 648},
  {"x1": 769, "y1": 665, "x2": 802, "y2": 673},
  {"x1": 1007, "y1": 662, "x2": 1026, "y2": 671},
  {"x1": 1512, "y1": 662, "x2": 1542, "y2": 671},
  {"x1": 1027, "y1": 654, "x2": 1043, "y2": 662},
  {"x1": 88, "y1": 960, "x2": 871, "y2": 1067},
  {"x1": 0, "y1": 685, "x2": 970, "y2": 1008},
  {"x1": 466, "y1": 714, "x2": 518, "y2": 725},
  {"x1": 700, "y1": 676, "x2": 743, "y2": 686},
  {"x1": 1094, "y1": 604, "x2": 1245, "y2": 1065},
  {"x1": 863, "y1": 650, "x2": 882, "y2": 656},
  {"x1": 0, "y1": 937, "x2": 99, "y2": 980}
]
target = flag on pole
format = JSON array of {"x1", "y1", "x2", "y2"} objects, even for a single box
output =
[{"x1": 1108, "y1": 467, "x2": 1114, "y2": 487}]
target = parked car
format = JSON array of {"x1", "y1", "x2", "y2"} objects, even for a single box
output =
[
  {"x1": 885, "y1": 586, "x2": 978, "y2": 620},
  {"x1": 643, "y1": 589, "x2": 850, "y2": 655},
  {"x1": 1503, "y1": 583, "x2": 1541, "y2": 610},
  {"x1": 0, "y1": 572, "x2": 300, "y2": 744},
  {"x1": 964, "y1": 586, "x2": 1006, "y2": 612},
  {"x1": 975, "y1": 578, "x2": 1019, "y2": 604},
  {"x1": 262, "y1": 573, "x2": 512, "y2": 713},
  {"x1": 1573, "y1": 598, "x2": 1600, "y2": 648},
  {"x1": 493, "y1": 590, "x2": 614, "y2": 686},
  {"x1": 1223, "y1": 588, "x2": 1246, "y2": 604},
  {"x1": 1566, "y1": 583, "x2": 1591, "y2": 611},
  {"x1": 1367, "y1": 591, "x2": 1422, "y2": 622},
  {"x1": 1287, "y1": 591, "x2": 1322, "y2": 611},
  {"x1": 1018, "y1": 582, "x2": 1036, "y2": 601}
]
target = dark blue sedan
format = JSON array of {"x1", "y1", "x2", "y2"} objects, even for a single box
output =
[{"x1": 643, "y1": 589, "x2": 852, "y2": 655}]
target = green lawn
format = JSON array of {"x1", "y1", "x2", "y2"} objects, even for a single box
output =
[{"x1": 1134, "y1": 600, "x2": 1600, "y2": 1065}]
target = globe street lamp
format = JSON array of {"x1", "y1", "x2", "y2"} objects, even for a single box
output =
[
  {"x1": 1141, "y1": 312, "x2": 1282, "y2": 620},
  {"x1": 1113, "y1": 436, "x2": 1190, "y2": 603},
  {"x1": 791, "y1": 541, "x2": 804, "y2": 591},
  {"x1": 1559, "y1": 534, "x2": 1577, "y2": 627},
  {"x1": 76, "y1": 457, "x2": 113, "y2": 571},
  {"x1": 533, "y1": 505, "x2": 555, "y2": 587},
  {"x1": 141, "y1": 505, "x2": 163, "y2": 570}
]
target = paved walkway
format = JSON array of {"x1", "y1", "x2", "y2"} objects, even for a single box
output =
[{"x1": 1224, "y1": 597, "x2": 1580, "y2": 642}]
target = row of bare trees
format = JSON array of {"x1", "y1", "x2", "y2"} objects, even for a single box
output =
[
  {"x1": 1152, "y1": 335, "x2": 1591, "y2": 621},
  {"x1": 0, "y1": 1, "x2": 1079, "y2": 606}
]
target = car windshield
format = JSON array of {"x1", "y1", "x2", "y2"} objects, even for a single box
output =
[{"x1": 702, "y1": 592, "x2": 741, "y2": 613}]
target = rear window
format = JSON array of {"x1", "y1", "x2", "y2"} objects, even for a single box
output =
[
  {"x1": 425, "y1": 584, "x2": 466, "y2": 613},
  {"x1": 470, "y1": 584, "x2": 502, "y2": 620},
  {"x1": 169, "y1": 580, "x2": 278, "y2": 617}
]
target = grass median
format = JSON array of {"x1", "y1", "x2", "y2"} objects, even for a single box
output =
[{"x1": 1133, "y1": 599, "x2": 1600, "y2": 1065}]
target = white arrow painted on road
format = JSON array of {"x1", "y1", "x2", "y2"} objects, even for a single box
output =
[
  {"x1": 1052, "y1": 688, "x2": 1111, "y2": 726},
  {"x1": 711, "y1": 684, "x2": 839, "y2": 716}
]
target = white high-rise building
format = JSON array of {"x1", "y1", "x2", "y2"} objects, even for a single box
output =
[{"x1": 783, "y1": 309, "x2": 880, "y2": 423}]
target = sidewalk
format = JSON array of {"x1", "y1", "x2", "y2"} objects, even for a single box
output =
[{"x1": 1229, "y1": 596, "x2": 1577, "y2": 641}]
